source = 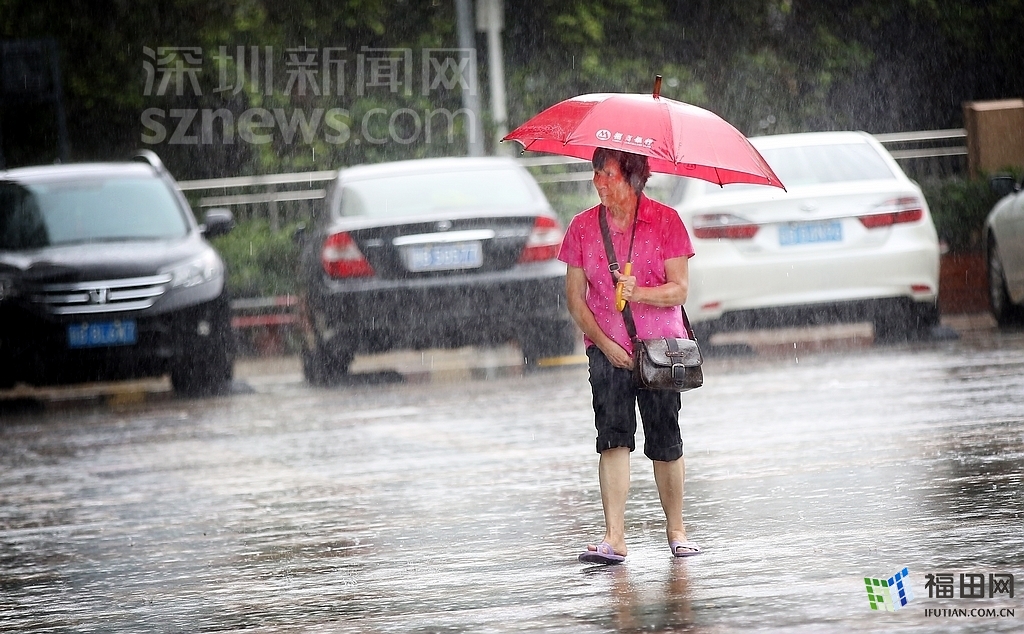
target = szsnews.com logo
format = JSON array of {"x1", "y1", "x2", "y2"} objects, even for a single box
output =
[{"x1": 865, "y1": 567, "x2": 914, "y2": 612}]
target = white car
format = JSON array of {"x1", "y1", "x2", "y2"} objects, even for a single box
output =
[
  {"x1": 985, "y1": 174, "x2": 1024, "y2": 326},
  {"x1": 665, "y1": 131, "x2": 941, "y2": 341}
]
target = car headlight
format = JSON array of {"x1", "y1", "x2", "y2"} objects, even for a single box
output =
[{"x1": 164, "y1": 251, "x2": 223, "y2": 289}]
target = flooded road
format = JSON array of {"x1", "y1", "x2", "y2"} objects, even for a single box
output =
[{"x1": 2, "y1": 320, "x2": 1023, "y2": 632}]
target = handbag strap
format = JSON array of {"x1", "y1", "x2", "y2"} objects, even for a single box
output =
[
  {"x1": 598, "y1": 205, "x2": 639, "y2": 341},
  {"x1": 597, "y1": 204, "x2": 698, "y2": 343}
]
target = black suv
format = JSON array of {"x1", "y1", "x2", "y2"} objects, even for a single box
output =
[{"x1": 0, "y1": 151, "x2": 236, "y2": 395}]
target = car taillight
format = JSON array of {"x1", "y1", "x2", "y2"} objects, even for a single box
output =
[
  {"x1": 322, "y1": 232, "x2": 374, "y2": 278},
  {"x1": 858, "y1": 197, "x2": 924, "y2": 229},
  {"x1": 518, "y1": 216, "x2": 564, "y2": 263},
  {"x1": 692, "y1": 213, "x2": 759, "y2": 240}
]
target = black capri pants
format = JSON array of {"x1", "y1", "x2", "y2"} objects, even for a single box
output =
[{"x1": 587, "y1": 346, "x2": 684, "y2": 462}]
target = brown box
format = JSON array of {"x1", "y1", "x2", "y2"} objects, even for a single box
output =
[{"x1": 963, "y1": 99, "x2": 1024, "y2": 177}]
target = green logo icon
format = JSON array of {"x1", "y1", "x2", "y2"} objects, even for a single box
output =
[{"x1": 866, "y1": 567, "x2": 914, "y2": 611}]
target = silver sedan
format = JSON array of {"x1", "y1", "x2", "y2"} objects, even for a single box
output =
[{"x1": 986, "y1": 174, "x2": 1024, "y2": 325}]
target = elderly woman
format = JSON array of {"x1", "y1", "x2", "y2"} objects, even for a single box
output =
[{"x1": 556, "y1": 147, "x2": 699, "y2": 564}]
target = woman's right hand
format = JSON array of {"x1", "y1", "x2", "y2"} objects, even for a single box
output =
[{"x1": 601, "y1": 341, "x2": 633, "y2": 369}]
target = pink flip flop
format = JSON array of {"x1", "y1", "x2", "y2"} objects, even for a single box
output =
[
  {"x1": 578, "y1": 541, "x2": 626, "y2": 565},
  {"x1": 670, "y1": 540, "x2": 702, "y2": 557}
]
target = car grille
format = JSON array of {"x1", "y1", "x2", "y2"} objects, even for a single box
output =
[{"x1": 29, "y1": 274, "x2": 173, "y2": 315}]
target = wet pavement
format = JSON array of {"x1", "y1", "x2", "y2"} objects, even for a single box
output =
[{"x1": 1, "y1": 316, "x2": 1023, "y2": 632}]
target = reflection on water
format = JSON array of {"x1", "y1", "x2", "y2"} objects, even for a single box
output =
[
  {"x1": 597, "y1": 562, "x2": 694, "y2": 633},
  {"x1": 1, "y1": 327, "x2": 1023, "y2": 632}
]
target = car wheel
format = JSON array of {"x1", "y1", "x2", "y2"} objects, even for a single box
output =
[
  {"x1": 988, "y1": 238, "x2": 1024, "y2": 327},
  {"x1": 911, "y1": 301, "x2": 940, "y2": 336},
  {"x1": 171, "y1": 340, "x2": 233, "y2": 396},
  {"x1": 520, "y1": 320, "x2": 578, "y2": 366},
  {"x1": 171, "y1": 302, "x2": 235, "y2": 397},
  {"x1": 875, "y1": 301, "x2": 943, "y2": 343},
  {"x1": 302, "y1": 344, "x2": 354, "y2": 386},
  {"x1": 873, "y1": 301, "x2": 915, "y2": 343}
]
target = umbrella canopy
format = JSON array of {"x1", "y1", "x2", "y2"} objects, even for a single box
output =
[{"x1": 503, "y1": 90, "x2": 785, "y2": 190}]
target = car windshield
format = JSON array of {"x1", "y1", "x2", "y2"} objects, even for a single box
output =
[
  {"x1": 337, "y1": 167, "x2": 537, "y2": 217},
  {"x1": 0, "y1": 176, "x2": 188, "y2": 249},
  {"x1": 698, "y1": 142, "x2": 896, "y2": 194}
]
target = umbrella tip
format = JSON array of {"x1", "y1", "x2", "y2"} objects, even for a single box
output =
[{"x1": 653, "y1": 75, "x2": 662, "y2": 99}]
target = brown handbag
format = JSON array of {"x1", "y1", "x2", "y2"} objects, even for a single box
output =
[
  {"x1": 598, "y1": 206, "x2": 704, "y2": 392},
  {"x1": 632, "y1": 331, "x2": 704, "y2": 392}
]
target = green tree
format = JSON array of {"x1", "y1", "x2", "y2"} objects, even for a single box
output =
[{"x1": 3, "y1": 0, "x2": 1022, "y2": 174}]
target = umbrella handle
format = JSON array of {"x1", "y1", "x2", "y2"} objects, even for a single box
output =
[{"x1": 615, "y1": 262, "x2": 632, "y2": 312}]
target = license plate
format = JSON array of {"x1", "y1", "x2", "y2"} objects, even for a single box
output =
[
  {"x1": 67, "y1": 320, "x2": 138, "y2": 348},
  {"x1": 404, "y1": 242, "x2": 483, "y2": 272},
  {"x1": 779, "y1": 220, "x2": 843, "y2": 246}
]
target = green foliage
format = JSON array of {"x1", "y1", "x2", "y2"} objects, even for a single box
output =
[
  {"x1": 3, "y1": 0, "x2": 1023, "y2": 174},
  {"x1": 921, "y1": 176, "x2": 1005, "y2": 254},
  {"x1": 506, "y1": 1, "x2": 706, "y2": 123},
  {"x1": 541, "y1": 184, "x2": 599, "y2": 226},
  {"x1": 209, "y1": 219, "x2": 301, "y2": 298}
]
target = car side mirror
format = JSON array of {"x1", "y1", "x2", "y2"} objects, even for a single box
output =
[
  {"x1": 990, "y1": 174, "x2": 1019, "y2": 198},
  {"x1": 201, "y1": 207, "x2": 235, "y2": 238}
]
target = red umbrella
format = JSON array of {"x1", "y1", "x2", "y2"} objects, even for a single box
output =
[{"x1": 503, "y1": 77, "x2": 785, "y2": 190}]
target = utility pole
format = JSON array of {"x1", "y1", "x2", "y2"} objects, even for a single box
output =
[
  {"x1": 454, "y1": 0, "x2": 485, "y2": 157},
  {"x1": 477, "y1": 0, "x2": 508, "y2": 155}
]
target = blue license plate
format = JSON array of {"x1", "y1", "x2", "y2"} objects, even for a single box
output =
[
  {"x1": 67, "y1": 320, "x2": 138, "y2": 348},
  {"x1": 405, "y1": 242, "x2": 483, "y2": 272},
  {"x1": 779, "y1": 220, "x2": 843, "y2": 246}
]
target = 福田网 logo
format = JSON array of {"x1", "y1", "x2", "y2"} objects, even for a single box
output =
[{"x1": 865, "y1": 567, "x2": 914, "y2": 612}]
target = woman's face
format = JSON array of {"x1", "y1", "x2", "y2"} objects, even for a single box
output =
[{"x1": 593, "y1": 158, "x2": 636, "y2": 212}]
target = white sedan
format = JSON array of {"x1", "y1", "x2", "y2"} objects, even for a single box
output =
[
  {"x1": 665, "y1": 131, "x2": 941, "y2": 341},
  {"x1": 986, "y1": 174, "x2": 1024, "y2": 326}
]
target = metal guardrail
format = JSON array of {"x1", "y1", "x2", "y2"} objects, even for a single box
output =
[
  {"x1": 200, "y1": 188, "x2": 327, "y2": 208},
  {"x1": 874, "y1": 128, "x2": 967, "y2": 160},
  {"x1": 179, "y1": 170, "x2": 336, "y2": 230},
  {"x1": 516, "y1": 129, "x2": 971, "y2": 173},
  {"x1": 230, "y1": 295, "x2": 299, "y2": 329},
  {"x1": 179, "y1": 128, "x2": 968, "y2": 222},
  {"x1": 229, "y1": 295, "x2": 301, "y2": 355},
  {"x1": 179, "y1": 170, "x2": 336, "y2": 209},
  {"x1": 230, "y1": 295, "x2": 299, "y2": 311}
]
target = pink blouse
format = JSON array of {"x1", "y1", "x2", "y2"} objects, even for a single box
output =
[{"x1": 558, "y1": 194, "x2": 695, "y2": 354}]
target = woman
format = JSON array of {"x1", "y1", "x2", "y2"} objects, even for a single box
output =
[{"x1": 557, "y1": 147, "x2": 699, "y2": 564}]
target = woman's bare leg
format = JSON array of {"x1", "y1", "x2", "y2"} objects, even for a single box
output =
[
  {"x1": 653, "y1": 456, "x2": 687, "y2": 546},
  {"x1": 588, "y1": 446, "x2": 630, "y2": 556}
]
